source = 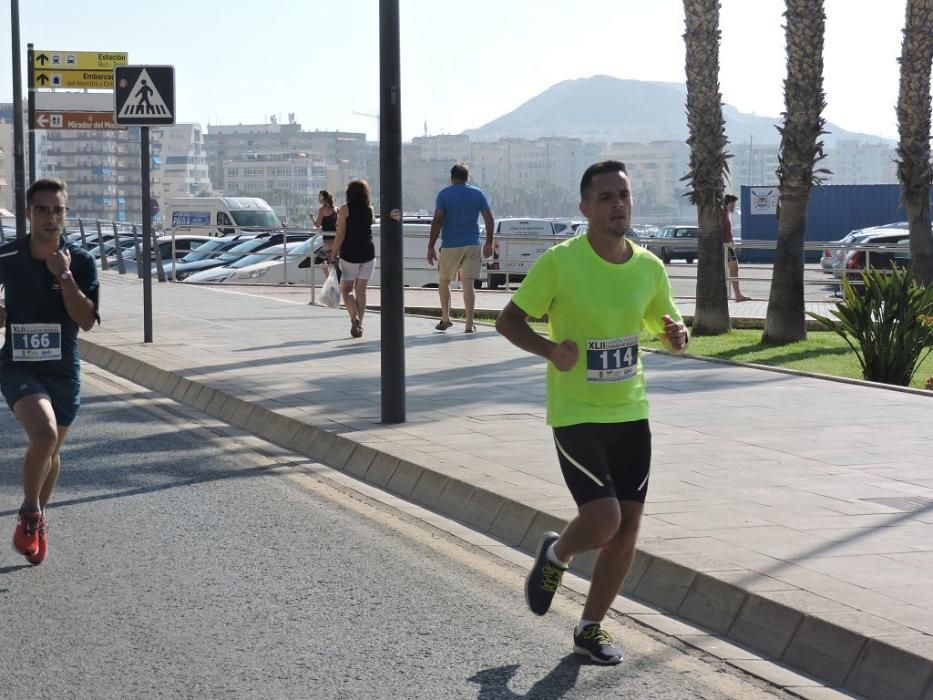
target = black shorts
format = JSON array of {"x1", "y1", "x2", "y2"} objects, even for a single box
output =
[
  {"x1": 0, "y1": 363, "x2": 81, "y2": 426},
  {"x1": 552, "y1": 420, "x2": 652, "y2": 506},
  {"x1": 727, "y1": 248, "x2": 738, "y2": 262}
]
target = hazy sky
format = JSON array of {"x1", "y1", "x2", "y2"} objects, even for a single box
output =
[{"x1": 0, "y1": 0, "x2": 912, "y2": 142}]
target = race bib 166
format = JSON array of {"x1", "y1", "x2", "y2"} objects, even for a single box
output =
[{"x1": 11, "y1": 323, "x2": 62, "y2": 362}]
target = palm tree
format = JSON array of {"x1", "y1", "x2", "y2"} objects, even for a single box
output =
[
  {"x1": 682, "y1": 0, "x2": 731, "y2": 335},
  {"x1": 763, "y1": 0, "x2": 828, "y2": 344},
  {"x1": 896, "y1": 0, "x2": 933, "y2": 285}
]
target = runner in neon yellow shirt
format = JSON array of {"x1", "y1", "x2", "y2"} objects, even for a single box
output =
[{"x1": 496, "y1": 160, "x2": 688, "y2": 665}]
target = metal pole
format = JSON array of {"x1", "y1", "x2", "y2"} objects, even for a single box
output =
[
  {"x1": 27, "y1": 43, "x2": 35, "y2": 183},
  {"x1": 141, "y1": 127, "x2": 153, "y2": 343},
  {"x1": 379, "y1": 0, "x2": 405, "y2": 424},
  {"x1": 11, "y1": 0, "x2": 27, "y2": 238}
]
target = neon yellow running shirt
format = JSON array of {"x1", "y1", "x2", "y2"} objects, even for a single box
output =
[{"x1": 511, "y1": 235, "x2": 682, "y2": 427}]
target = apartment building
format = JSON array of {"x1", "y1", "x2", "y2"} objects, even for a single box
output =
[
  {"x1": 824, "y1": 140, "x2": 898, "y2": 185},
  {"x1": 204, "y1": 119, "x2": 367, "y2": 195},
  {"x1": 41, "y1": 127, "x2": 142, "y2": 222},
  {"x1": 151, "y1": 123, "x2": 211, "y2": 210},
  {"x1": 223, "y1": 151, "x2": 325, "y2": 223}
]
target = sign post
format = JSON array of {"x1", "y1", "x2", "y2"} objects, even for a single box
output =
[
  {"x1": 11, "y1": 0, "x2": 27, "y2": 238},
  {"x1": 27, "y1": 43, "x2": 35, "y2": 183},
  {"x1": 114, "y1": 65, "x2": 175, "y2": 344}
]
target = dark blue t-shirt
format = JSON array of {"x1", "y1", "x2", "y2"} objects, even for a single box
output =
[
  {"x1": 0, "y1": 235, "x2": 99, "y2": 378},
  {"x1": 435, "y1": 183, "x2": 490, "y2": 248}
]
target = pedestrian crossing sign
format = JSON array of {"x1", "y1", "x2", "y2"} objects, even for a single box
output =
[{"x1": 114, "y1": 65, "x2": 175, "y2": 126}]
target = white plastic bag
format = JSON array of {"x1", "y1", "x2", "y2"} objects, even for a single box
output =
[{"x1": 320, "y1": 269, "x2": 341, "y2": 309}]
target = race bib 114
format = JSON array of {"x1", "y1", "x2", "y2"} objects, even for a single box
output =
[
  {"x1": 11, "y1": 323, "x2": 62, "y2": 362},
  {"x1": 586, "y1": 336, "x2": 638, "y2": 382}
]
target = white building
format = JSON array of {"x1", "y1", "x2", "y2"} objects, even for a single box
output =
[
  {"x1": 151, "y1": 123, "x2": 211, "y2": 211},
  {"x1": 223, "y1": 151, "x2": 324, "y2": 223}
]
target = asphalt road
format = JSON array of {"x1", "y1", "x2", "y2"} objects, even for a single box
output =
[{"x1": 1, "y1": 368, "x2": 801, "y2": 699}]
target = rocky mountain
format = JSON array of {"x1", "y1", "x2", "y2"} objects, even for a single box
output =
[{"x1": 464, "y1": 75, "x2": 889, "y2": 146}]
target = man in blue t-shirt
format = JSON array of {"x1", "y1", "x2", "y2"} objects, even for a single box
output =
[
  {"x1": 427, "y1": 163, "x2": 494, "y2": 333},
  {"x1": 0, "y1": 178, "x2": 99, "y2": 565}
]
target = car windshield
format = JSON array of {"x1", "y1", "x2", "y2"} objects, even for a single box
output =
[
  {"x1": 228, "y1": 241, "x2": 301, "y2": 269},
  {"x1": 230, "y1": 210, "x2": 279, "y2": 228},
  {"x1": 179, "y1": 237, "x2": 230, "y2": 263},
  {"x1": 284, "y1": 236, "x2": 322, "y2": 258},
  {"x1": 217, "y1": 237, "x2": 273, "y2": 262}
]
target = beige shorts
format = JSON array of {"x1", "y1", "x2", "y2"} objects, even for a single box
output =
[
  {"x1": 339, "y1": 258, "x2": 375, "y2": 282},
  {"x1": 438, "y1": 245, "x2": 481, "y2": 282}
]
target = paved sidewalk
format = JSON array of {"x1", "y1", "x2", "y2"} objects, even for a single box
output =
[
  {"x1": 65, "y1": 274, "x2": 933, "y2": 699},
  {"x1": 222, "y1": 282, "x2": 837, "y2": 327}
]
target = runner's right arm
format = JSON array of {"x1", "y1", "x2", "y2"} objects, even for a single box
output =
[{"x1": 496, "y1": 302, "x2": 578, "y2": 371}]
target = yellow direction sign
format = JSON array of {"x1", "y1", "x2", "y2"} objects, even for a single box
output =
[
  {"x1": 32, "y1": 69, "x2": 115, "y2": 90},
  {"x1": 33, "y1": 50, "x2": 127, "y2": 71}
]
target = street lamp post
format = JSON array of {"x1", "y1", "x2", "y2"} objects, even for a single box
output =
[
  {"x1": 379, "y1": 0, "x2": 405, "y2": 424},
  {"x1": 10, "y1": 0, "x2": 27, "y2": 238}
]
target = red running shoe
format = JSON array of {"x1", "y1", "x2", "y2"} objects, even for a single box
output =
[
  {"x1": 26, "y1": 515, "x2": 48, "y2": 565},
  {"x1": 13, "y1": 510, "x2": 41, "y2": 557}
]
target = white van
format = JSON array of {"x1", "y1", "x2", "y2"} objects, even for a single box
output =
[
  {"x1": 486, "y1": 218, "x2": 567, "y2": 289},
  {"x1": 164, "y1": 197, "x2": 281, "y2": 237}
]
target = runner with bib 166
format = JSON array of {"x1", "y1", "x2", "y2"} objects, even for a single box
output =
[
  {"x1": 0, "y1": 179, "x2": 100, "y2": 566},
  {"x1": 496, "y1": 160, "x2": 688, "y2": 665}
]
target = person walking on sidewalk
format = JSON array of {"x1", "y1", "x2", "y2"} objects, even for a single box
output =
[
  {"x1": 1, "y1": 178, "x2": 100, "y2": 565},
  {"x1": 427, "y1": 162, "x2": 495, "y2": 333},
  {"x1": 496, "y1": 160, "x2": 688, "y2": 665},
  {"x1": 723, "y1": 194, "x2": 751, "y2": 302},
  {"x1": 313, "y1": 189, "x2": 340, "y2": 282},
  {"x1": 331, "y1": 180, "x2": 375, "y2": 338}
]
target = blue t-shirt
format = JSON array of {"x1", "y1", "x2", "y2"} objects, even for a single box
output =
[
  {"x1": 435, "y1": 183, "x2": 490, "y2": 249},
  {"x1": 0, "y1": 235, "x2": 99, "y2": 378}
]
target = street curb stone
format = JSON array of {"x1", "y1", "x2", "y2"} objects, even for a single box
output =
[
  {"x1": 782, "y1": 617, "x2": 866, "y2": 686},
  {"x1": 846, "y1": 639, "x2": 933, "y2": 700},
  {"x1": 78, "y1": 337, "x2": 933, "y2": 699},
  {"x1": 728, "y1": 594, "x2": 803, "y2": 660}
]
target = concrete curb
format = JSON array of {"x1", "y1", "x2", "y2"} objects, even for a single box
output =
[{"x1": 78, "y1": 337, "x2": 933, "y2": 700}]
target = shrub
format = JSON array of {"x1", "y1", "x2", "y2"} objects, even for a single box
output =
[{"x1": 809, "y1": 268, "x2": 933, "y2": 386}]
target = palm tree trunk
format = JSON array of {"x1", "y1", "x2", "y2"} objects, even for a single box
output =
[
  {"x1": 763, "y1": 0, "x2": 827, "y2": 344},
  {"x1": 683, "y1": 0, "x2": 731, "y2": 335},
  {"x1": 897, "y1": 0, "x2": 933, "y2": 285}
]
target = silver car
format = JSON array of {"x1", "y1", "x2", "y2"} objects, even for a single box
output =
[{"x1": 821, "y1": 223, "x2": 908, "y2": 276}]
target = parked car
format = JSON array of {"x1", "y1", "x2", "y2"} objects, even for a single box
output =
[
  {"x1": 632, "y1": 224, "x2": 659, "y2": 239},
  {"x1": 184, "y1": 240, "x2": 307, "y2": 284},
  {"x1": 486, "y1": 218, "x2": 566, "y2": 289},
  {"x1": 160, "y1": 233, "x2": 259, "y2": 280},
  {"x1": 839, "y1": 230, "x2": 911, "y2": 283},
  {"x1": 197, "y1": 235, "x2": 325, "y2": 285},
  {"x1": 646, "y1": 226, "x2": 698, "y2": 263},
  {"x1": 168, "y1": 232, "x2": 306, "y2": 281},
  {"x1": 821, "y1": 222, "x2": 908, "y2": 276},
  {"x1": 573, "y1": 222, "x2": 641, "y2": 244},
  {"x1": 118, "y1": 235, "x2": 213, "y2": 272}
]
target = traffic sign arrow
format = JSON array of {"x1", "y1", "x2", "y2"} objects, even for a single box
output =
[
  {"x1": 36, "y1": 53, "x2": 49, "y2": 65},
  {"x1": 36, "y1": 114, "x2": 48, "y2": 128},
  {"x1": 36, "y1": 73, "x2": 50, "y2": 86}
]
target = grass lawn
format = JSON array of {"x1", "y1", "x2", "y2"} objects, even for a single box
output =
[{"x1": 638, "y1": 328, "x2": 933, "y2": 391}]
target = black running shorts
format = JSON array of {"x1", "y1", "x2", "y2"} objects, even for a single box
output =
[{"x1": 552, "y1": 420, "x2": 652, "y2": 506}]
